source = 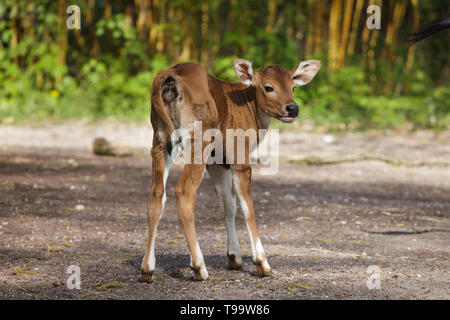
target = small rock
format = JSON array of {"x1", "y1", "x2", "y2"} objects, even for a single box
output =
[
  {"x1": 92, "y1": 137, "x2": 132, "y2": 157},
  {"x1": 322, "y1": 135, "x2": 336, "y2": 144},
  {"x1": 75, "y1": 204, "x2": 85, "y2": 211},
  {"x1": 284, "y1": 194, "x2": 296, "y2": 201}
]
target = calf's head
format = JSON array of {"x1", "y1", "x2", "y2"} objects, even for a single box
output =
[{"x1": 233, "y1": 59, "x2": 321, "y2": 123}]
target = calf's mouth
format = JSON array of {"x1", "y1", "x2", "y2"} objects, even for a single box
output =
[{"x1": 277, "y1": 116, "x2": 296, "y2": 123}]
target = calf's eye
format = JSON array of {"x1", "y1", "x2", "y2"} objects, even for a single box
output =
[{"x1": 264, "y1": 86, "x2": 274, "y2": 92}]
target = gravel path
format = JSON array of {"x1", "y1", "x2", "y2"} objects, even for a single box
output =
[{"x1": 0, "y1": 122, "x2": 448, "y2": 299}]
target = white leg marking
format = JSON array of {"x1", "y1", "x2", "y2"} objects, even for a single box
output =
[
  {"x1": 162, "y1": 155, "x2": 171, "y2": 207},
  {"x1": 148, "y1": 234, "x2": 157, "y2": 270},
  {"x1": 233, "y1": 173, "x2": 270, "y2": 271},
  {"x1": 147, "y1": 155, "x2": 171, "y2": 271},
  {"x1": 191, "y1": 241, "x2": 208, "y2": 279},
  {"x1": 255, "y1": 237, "x2": 270, "y2": 269},
  {"x1": 233, "y1": 174, "x2": 258, "y2": 261},
  {"x1": 207, "y1": 165, "x2": 241, "y2": 259},
  {"x1": 189, "y1": 241, "x2": 205, "y2": 267},
  {"x1": 196, "y1": 242, "x2": 205, "y2": 265},
  {"x1": 245, "y1": 224, "x2": 256, "y2": 260}
]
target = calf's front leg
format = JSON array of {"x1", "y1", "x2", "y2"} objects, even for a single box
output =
[
  {"x1": 233, "y1": 165, "x2": 272, "y2": 277},
  {"x1": 207, "y1": 164, "x2": 242, "y2": 270}
]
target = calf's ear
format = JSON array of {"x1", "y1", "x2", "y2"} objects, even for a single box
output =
[
  {"x1": 290, "y1": 60, "x2": 321, "y2": 86},
  {"x1": 233, "y1": 59, "x2": 254, "y2": 86}
]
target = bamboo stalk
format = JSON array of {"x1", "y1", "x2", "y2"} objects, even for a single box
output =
[
  {"x1": 265, "y1": 0, "x2": 277, "y2": 60},
  {"x1": 329, "y1": 0, "x2": 342, "y2": 71},
  {"x1": 305, "y1": 0, "x2": 315, "y2": 57},
  {"x1": 149, "y1": 0, "x2": 158, "y2": 55},
  {"x1": 87, "y1": 0, "x2": 99, "y2": 56},
  {"x1": 383, "y1": 0, "x2": 408, "y2": 67},
  {"x1": 313, "y1": 0, "x2": 324, "y2": 55},
  {"x1": 206, "y1": 0, "x2": 218, "y2": 71},
  {"x1": 347, "y1": 0, "x2": 364, "y2": 59},
  {"x1": 57, "y1": 0, "x2": 68, "y2": 79},
  {"x1": 10, "y1": 7, "x2": 19, "y2": 65},
  {"x1": 179, "y1": 0, "x2": 195, "y2": 61},
  {"x1": 406, "y1": 0, "x2": 420, "y2": 73},
  {"x1": 104, "y1": 0, "x2": 113, "y2": 53},
  {"x1": 337, "y1": 0, "x2": 354, "y2": 69},
  {"x1": 200, "y1": 0, "x2": 209, "y2": 64},
  {"x1": 156, "y1": 0, "x2": 165, "y2": 54},
  {"x1": 368, "y1": 0, "x2": 382, "y2": 87}
]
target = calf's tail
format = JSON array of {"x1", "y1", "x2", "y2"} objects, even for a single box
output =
[{"x1": 150, "y1": 71, "x2": 178, "y2": 154}]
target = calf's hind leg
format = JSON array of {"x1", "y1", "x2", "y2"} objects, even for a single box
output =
[
  {"x1": 175, "y1": 164, "x2": 209, "y2": 281},
  {"x1": 139, "y1": 146, "x2": 171, "y2": 283}
]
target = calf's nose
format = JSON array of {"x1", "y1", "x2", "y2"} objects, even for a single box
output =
[{"x1": 285, "y1": 104, "x2": 299, "y2": 117}]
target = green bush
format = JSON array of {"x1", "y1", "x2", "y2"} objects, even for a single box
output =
[
  {"x1": 0, "y1": 4, "x2": 448, "y2": 130},
  {"x1": 293, "y1": 66, "x2": 450, "y2": 130},
  {"x1": 1, "y1": 58, "x2": 449, "y2": 129}
]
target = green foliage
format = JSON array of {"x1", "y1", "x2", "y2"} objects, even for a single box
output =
[
  {"x1": 295, "y1": 66, "x2": 450, "y2": 130},
  {"x1": 0, "y1": 0, "x2": 448, "y2": 130}
]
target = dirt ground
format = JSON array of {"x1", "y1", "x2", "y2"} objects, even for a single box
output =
[{"x1": 0, "y1": 122, "x2": 449, "y2": 300}]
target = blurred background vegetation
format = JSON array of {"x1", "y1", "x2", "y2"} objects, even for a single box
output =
[{"x1": 0, "y1": 0, "x2": 449, "y2": 130}]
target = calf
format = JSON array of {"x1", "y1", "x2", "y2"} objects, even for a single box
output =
[{"x1": 139, "y1": 59, "x2": 321, "y2": 282}]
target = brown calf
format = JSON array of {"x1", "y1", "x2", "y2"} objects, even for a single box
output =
[{"x1": 139, "y1": 59, "x2": 321, "y2": 282}]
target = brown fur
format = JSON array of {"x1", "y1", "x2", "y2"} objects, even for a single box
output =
[{"x1": 140, "y1": 60, "x2": 320, "y2": 282}]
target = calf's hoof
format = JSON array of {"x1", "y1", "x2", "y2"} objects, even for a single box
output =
[
  {"x1": 255, "y1": 260, "x2": 272, "y2": 277},
  {"x1": 227, "y1": 254, "x2": 243, "y2": 270},
  {"x1": 191, "y1": 265, "x2": 209, "y2": 281},
  {"x1": 138, "y1": 270, "x2": 153, "y2": 283}
]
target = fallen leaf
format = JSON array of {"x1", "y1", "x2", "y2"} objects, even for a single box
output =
[
  {"x1": 418, "y1": 216, "x2": 448, "y2": 224},
  {"x1": 286, "y1": 283, "x2": 315, "y2": 292},
  {"x1": 296, "y1": 216, "x2": 312, "y2": 222},
  {"x1": 62, "y1": 241, "x2": 75, "y2": 248},
  {"x1": 12, "y1": 267, "x2": 40, "y2": 276},
  {"x1": 118, "y1": 259, "x2": 130, "y2": 264},
  {"x1": 166, "y1": 239, "x2": 183, "y2": 245},
  {"x1": 350, "y1": 240, "x2": 371, "y2": 246},
  {"x1": 95, "y1": 281, "x2": 125, "y2": 292},
  {"x1": 124, "y1": 252, "x2": 138, "y2": 257}
]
